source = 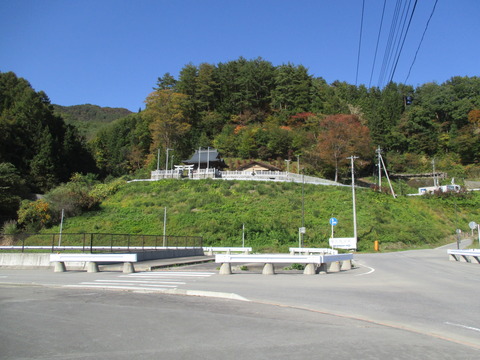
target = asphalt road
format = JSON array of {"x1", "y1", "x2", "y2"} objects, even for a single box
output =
[{"x1": 1, "y1": 244, "x2": 479, "y2": 359}]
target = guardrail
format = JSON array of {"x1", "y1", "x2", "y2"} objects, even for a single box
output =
[
  {"x1": 0, "y1": 233, "x2": 203, "y2": 253},
  {"x1": 447, "y1": 249, "x2": 480, "y2": 264},
  {"x1": 215, "y1": 253, "x2": 353, "y2": 275}
]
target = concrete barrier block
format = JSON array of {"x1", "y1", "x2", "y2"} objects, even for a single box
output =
[
  {"x1": 341, "y1": 260, "x2": 352, "y2": 270},
  {"x1": 460, "y1": 255, "x2": 469, "y2": 263},
  {"x1": 54, "y1": 261, "x2": 66, "y2": 272},
  {"x1": 469, "y1": 256, "x2": 480, "y2": 264},
  {"x1": 219, "y1": 263, "x2": 232, "y2": 275},
  {"x1": 87, "y1": 261, "x2": 99, "y2": 273},
  {"x1": 328, "y1": 261, "x2": 340, "y2": 272},
  {"x1": 449, "y1": 254, "x2": 457, "y2": 261},
  {"x1": 123, "y1": 262, "x2": 135, "y2": 273},
  {"x1": 262, "y1": 263, "x2": 275, "y2": 275},
  {"x1": 303, "y1": 263, "x2": 316, "y2": 275}
]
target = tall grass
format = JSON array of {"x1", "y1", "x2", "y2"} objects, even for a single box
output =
[{"x1": 49, "y1": 179, "x2": 480, "y2": 252}]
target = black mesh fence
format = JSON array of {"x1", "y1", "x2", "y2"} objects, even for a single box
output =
[{"x1": 0, "y1": 233, "x2": 203, "y2": 253}]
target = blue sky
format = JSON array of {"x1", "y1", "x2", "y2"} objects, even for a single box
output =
[{"x1": 1, "y1": 0, "x2": 478, "y2": 112}]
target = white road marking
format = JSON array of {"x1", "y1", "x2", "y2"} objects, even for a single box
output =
[
  {"x1": 445, "y1": 322, "x2": 480, "y2": 333},
  {"x1": 354, "y1": 264, "x2": 375, "y2": 276},
  {"x1": 64, "y1": 271, "x2": 213, "y2": 292},
  {"x1": 94, "y1": 279, "x2": 186, "y2": 285},
  {"x1": 123, "y1": 272, "x2": 214, "y2": 277},
  {"x1": 79, "y1": 282, "x2": 178, "y2": 288},
  {"x1": 65, "y1": 285, "x2": 172, "y2": 291}
]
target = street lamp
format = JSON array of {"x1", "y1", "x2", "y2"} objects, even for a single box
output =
[{"x1": 347, "y1": 156, "x2": 359, "y2": 241}]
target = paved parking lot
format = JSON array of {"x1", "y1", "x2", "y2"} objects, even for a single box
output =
[{"x1": 1, "y1": 245, "x2": 479, "y2": 359}]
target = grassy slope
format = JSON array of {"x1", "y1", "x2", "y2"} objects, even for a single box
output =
[{"x1": 52, "y1": 179, "x2": 480, "y2": 252}]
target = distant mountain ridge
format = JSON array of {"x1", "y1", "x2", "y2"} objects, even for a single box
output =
[
  {"x1": 53, "y1": 104, "x2": 132, "y2": 140},
  {"x1": 53, "y1": 104, "x2": 132, "y2": 123}
]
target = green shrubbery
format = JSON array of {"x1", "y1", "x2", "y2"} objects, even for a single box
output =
[{"x1": 15, "y1": 174, "x2": 125, "y2": 232}]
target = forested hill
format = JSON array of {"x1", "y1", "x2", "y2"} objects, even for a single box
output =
[
  {"x1": 53, "y1": 104, "x2": 132, "y2": 140},
  {"x1": 92, "y1": 57, "x2": 480, "y2": 181},
  {"x1": 2, "y1": 60, "x2": 480, "y2": 225}
]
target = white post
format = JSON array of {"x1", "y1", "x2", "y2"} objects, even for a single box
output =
[
  {"x1": 377, "y1": 146, "x2": 382, "y2": 189},
  {"x1": 58, "y1": 209, "x2": 64, "y2": 247},
  {"x1": 163, "y1": 207, "x2": 167, "y2": 247},
  {"x1": 285, "y1": 159, "x2": 290, "y2": 173}
]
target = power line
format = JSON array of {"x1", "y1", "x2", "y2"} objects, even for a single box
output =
[
  {"x1": 388, "y1": 0, "x2": 418, "y2": 84},
  {"x1": 355, "y1": 0, "x2": 366, "y2": 86},
  {"x1": 378, "y1": 0, "x2": 403, "y2": 87},
  {"x1": 386, "y1": 0, "x2": 413, "y2": 84},
  {"x1": 405, "y1": 0, "x2": 439, "y2": 84},
  {"x1": 369, "y1": 0, "x2": 387, "y2": 88}
]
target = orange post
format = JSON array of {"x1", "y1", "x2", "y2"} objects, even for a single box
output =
[{"x1": 374, "y1": 240, "x2": 379, "y2": 252}]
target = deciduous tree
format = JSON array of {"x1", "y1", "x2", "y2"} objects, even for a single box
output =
[
  {"x1": 143, "y1": 90, "x2": 191, "y2": 165},
  {"x1": 313, "y1": 114, "x2": 372, "y2": 182}
]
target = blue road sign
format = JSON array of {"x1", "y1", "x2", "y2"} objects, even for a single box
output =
[{"x1": 329, "y1": 217, "x2": 338, "y2": 226}]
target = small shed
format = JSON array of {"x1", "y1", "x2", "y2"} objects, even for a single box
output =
[
  {"x1": 236, "y1": 161, "x2": 281, "y2": 172},
  {"x1": 183, "y1": 148, "x2": 227, "y2": 170}
]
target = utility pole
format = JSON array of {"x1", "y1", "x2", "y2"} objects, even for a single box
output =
[
  {"x1": 377, "y1": 146, "x2": 382, "y2": 190},
  {"x1": 347, "y1": 156, "x2": 359, "y2": 241},
  {"x1": 379, "y1": 149, "x2": 396, "y2": 198}
]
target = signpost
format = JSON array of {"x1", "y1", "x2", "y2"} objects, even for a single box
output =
[
  {"x1": 329, "y1": 237, "x2": 357, "y2": 250},
  {"x1": 329, "y1": 217, "x2": 338, "y2": 238},
  {"x1": 328, "y1": 217, "x2": 357, "y2": 250}
]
